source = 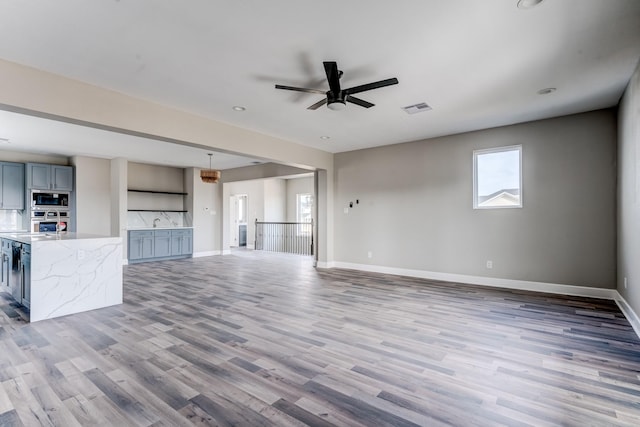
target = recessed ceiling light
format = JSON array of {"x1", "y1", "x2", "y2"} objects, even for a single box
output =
[
  {"x1": 537, "y1": 87, "x2": 557, "y2": 95},
  {"x1": 517, "y1": 0, "x2": 544, "y2": 9},
  {"x1": 320, "y1": 136, "x2": 331, "y2": 140},
  {"x1": 232, "y1": 106, "x2": 246, "y2": 112}
]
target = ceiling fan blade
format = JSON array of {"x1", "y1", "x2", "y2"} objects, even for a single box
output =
[
  {"x1": 323, "y1": 61, "x2": 342, "y2": 94},
  {"x1": 307, "y1": 98, "x2": 328, "y2": 110},
  {"x1": 344, "y1": 78, "x2": 399, "y2": 95},
  {"x1": 275, "y1": 84, "x2": 326, "y2": 95},
  {"x1": 346, "y1": 95, "x2": 374, "y2": 108}
]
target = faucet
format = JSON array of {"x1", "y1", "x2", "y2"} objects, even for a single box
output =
[
  {"x1": 153, "y1": 218, "x2": 161, "y2": 228},
  {"x1": 55, "y1": 211, "x2": 61, "y2": 235}
]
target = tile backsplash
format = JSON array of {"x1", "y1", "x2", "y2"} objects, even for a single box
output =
[
  {"x1": 127, "y1": 211, "x2": 190, "y2": 229},
  {"x1": 0, "y1": 210, "x2": 24, "y2": 231}
]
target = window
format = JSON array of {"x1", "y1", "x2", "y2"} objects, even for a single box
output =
[
  {"x1": 237, "y1": 194, "x2": 248, "y2": 223},
  {"x1": 296, "y1": 193, "x2": 313, "y2": 223},
  {"x1": 473, "y1": 145, "x2": 522, "y2": 209}
]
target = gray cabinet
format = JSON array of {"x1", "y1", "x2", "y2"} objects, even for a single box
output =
[
  {"x1": 21, "y1": 244, "x2": 30, "y2": 309},
  {"x1": 0, "y1": 162, "x2": 25, "y2": 209},
  {"x1": 154, "y1": 230, "x2": 172, "y2": 257},
  {"x1": 128, "y1": 228, "x2": 192, "y2": 263},
  {"x1": 171, "y1": 229, "x2": 193, "y2": 256},
  {"x1": 128, "y1": 231, "x2": 154, "y2": 261},
  {"x1": 1, "y1": 239, "x2": 11, "y2": 293},
  {"x1": 27, "y1": 163, "x2": 73, "y2": 191}
]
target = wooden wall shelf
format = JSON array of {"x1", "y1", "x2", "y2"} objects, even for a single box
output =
[{"x1": 128, "y1": 189, "x2": 187, "y2": 196}]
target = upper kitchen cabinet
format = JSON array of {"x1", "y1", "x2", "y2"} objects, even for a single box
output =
[
  {"x1": 0, "y1": 162, "x2": 25, "y2": 209},
  {"x1": 27, "y1": 163, "x2": 73, "y2": 191}
]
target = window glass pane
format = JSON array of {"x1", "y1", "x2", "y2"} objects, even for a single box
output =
[
  {"x1": 238, "y1": 195, "x2": 247, "y2": 223},
  {"x1": 297, "y1": 193, "x2": 312, "y2": 223},
  {"x1": 474, "y1": 146, "x2": 521, "y2": 209}
]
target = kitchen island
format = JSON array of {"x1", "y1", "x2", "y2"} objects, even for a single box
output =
[{"x1": 1, "y1": 232, "x2": 122, "y2": 322}]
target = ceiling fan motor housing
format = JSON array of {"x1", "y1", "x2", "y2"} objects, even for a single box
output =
[{"x1": 327, "y1": 92, "x2": 346, "y2": 110}]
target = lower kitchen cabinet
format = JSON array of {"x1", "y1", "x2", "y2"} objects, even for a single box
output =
[
  {"x1": 128, "y1": 228, "x2": 192, "y2": 263},
  {"x1": 171, "y1": 229, "x2": 193, "y2": 256},
  {"x1": 128, "y1": 231, "x2": 154, "y2": 261},
  {"x1": 154, "y1": 230, "x2": 172, "y2": 257},
  {"x1": 1, "y1": 239, "x2": 11, "y2": 293}
]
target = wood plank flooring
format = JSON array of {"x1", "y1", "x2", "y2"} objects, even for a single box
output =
[{"x1": 1, "y1": 250, "x2": 640, "y2": 426}]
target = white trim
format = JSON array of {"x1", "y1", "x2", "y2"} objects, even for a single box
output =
[
  {"x1": 193, "y1": 250, "x2": 221, "y2": 258},
  {"x1": 246, "y1": 244, "x2": 255, "y2": 250},
  {"x1": 330, "y1": 262, "x2": 640, "y2": 339},
  {"x1": 122, "y1": 259, "x2": 129, "y2": 266},
  {"x1": 222, "y1": 249, "x2": 232, "y2": 255},
  {"x1": 331, "y1": 262, "x2": 616, "y2": 300},
  {"x1": 613, "y1": 292, "x2": 640, "y2": 339},
  {"x1": 315, "y1": 261, "x2": 335, "y2": 269}
]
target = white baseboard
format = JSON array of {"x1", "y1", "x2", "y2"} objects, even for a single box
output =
[
  {"x1": 122, "y1": 259, "x2": 129, "y2": 266},
  {"x1": 331, "y1": 261, "x2": 617, "y2": 300},
  {"x1": 315, "y1": 261, "x2": 334, "y2": 269},
  {"x1": 193, "y1": 250, "x2": 221, "y2": 258},
  {"x1": 328, "y1": 262, "x2": 640, "y2": 338},
  {"x1": 613, "y1": 292, "x2": 640, "y2": 339},
  {"x1": 222, "y1": 249, "x2": 232, "y2": 255}
]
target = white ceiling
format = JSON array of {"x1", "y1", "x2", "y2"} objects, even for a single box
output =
[{"x1": 0, "y1": 0, "x2": 639, "y2": 166}]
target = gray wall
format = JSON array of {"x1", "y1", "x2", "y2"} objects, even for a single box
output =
[
  {"x1": 0, "y1": 150, "x2": 69, "y2": 165},
  {"x1": 71, "y1": 156, "x2": 111, "y2": 236},
  {"x1": 264, "y1": 178, "x2": 286, "y2": 222},
  {"x1": 185, "y1": 168, "x2": 222, "y2": 255},
  {"x1": 224, "y1": 179, "x2": 266, "y2": 248},
  {"x1": 334, "y1": 110, "x2": 617, "y2": 288},
  {"x1": 286, "y1": 176, "x2": 314, "y2": 222},
  {"x1": 618, "y1": 60, "x2": 640, "y2": 312}
]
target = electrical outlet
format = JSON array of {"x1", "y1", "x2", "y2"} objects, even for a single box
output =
[
  {"x1": 624, "y1": 277, "x2": 628, "y2": 289},
  {"x1": 367, "y1": 251, "x2": 373, "y2": 259},
  {"x1": 486, "y1": 260, "x2": 493, "y2": 269},
  {"x1": 344, "y1": 207, "x2": 349, "y2": 214}
]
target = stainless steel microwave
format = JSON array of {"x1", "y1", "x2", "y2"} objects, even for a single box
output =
[{"x1": 31, "y1": 190, "x2": 69, "y2": 209}]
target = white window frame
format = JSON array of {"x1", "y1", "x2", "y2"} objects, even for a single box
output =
[{"x1": 473, "y1": 145, "x2": 522, "y2": 210}]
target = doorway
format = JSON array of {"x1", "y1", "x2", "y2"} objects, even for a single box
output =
[{"x1": 229, "y1": 194, "x2": 248, "y2": 248}]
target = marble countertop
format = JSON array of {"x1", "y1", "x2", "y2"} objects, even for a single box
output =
[
  {"x1": 127, "y1": 227, "x2": 194, "y2": 231},
  {"x1": 1, "y1": 232, "x2": 119, "y2": 244}
]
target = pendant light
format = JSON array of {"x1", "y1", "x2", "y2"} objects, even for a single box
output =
[{"x1": 200, "y1": 153, "x2": 221, "y2": 184}]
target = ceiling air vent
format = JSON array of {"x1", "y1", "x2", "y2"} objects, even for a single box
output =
[{"x1": 402, "y1": 102, "x2": 432, "y2": 114}]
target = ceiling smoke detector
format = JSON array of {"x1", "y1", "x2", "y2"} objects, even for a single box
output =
[{"x1": 402, "y1": 102, "x2": 432, "y2": 115}]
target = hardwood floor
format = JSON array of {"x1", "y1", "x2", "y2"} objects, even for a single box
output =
[{"x1": 1, "y1": 251, "x2": 640, "y2": 426}]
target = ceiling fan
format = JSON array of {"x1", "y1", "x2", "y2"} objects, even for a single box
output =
[{"x1": 275, "y1": 61, "x2": 399, "y2": 111}]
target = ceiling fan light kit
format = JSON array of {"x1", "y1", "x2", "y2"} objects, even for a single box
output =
[{"x1": 275, "y1": 61, "x2": 398, "y2": 111}]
